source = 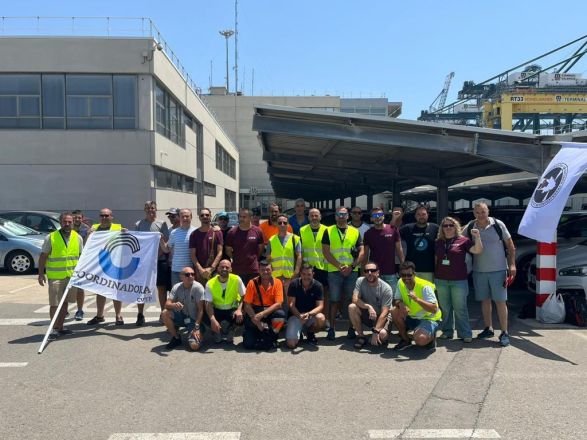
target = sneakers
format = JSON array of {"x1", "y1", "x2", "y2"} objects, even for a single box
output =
[
  {"x1": 226, "y1": 329, "x2": 235, "y2": 344},
  {"x1": 438, "y1": 333, "x2": 453, "y2": 340},
  {"x1": 477, "y1": 327, "x2": 495, "y2": 339},
  {"x1": 393, "y1": 339, "x2": 412, "y2": 351},
  {"x1": 306, "y1": 332, "x2": 318, "y2": 345},
  {"x1": 166, "y1": 336, "x2": 182, "y2": 350},
  {"x1": 135, "y1": 313, "x2": 145, "y2": 327},
  {"x1": 346, "y1": 327, "x2": 356, "y2": 339},
  {"x1": 499, "y1": 332, "x2": 510, "y2": 347},
  {"x1": 213, "y1": 331, "x2": 223, "y2": 343},
  {"x1": 326, "y1": 327, "x2": 336, "y2": 340},
  {"x1": 58, "y1": 328, "x2": 73, "y2": 336},
  {"x1": 463, "y1": 337, "x2": 473, "y2": 343},
  {"x1": 74, "y1": 309, "x2": 84, "y2": 321},
  {"x1": 87, "y1": 316, "x2": 105, "y2": 325},
  {"x1": 47, "y1": 330, "x2": 59, "y2": 341}
]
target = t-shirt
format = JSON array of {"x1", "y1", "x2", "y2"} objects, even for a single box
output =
[
  {"x1": 259, "y1": 221, "x2": 293, "y2": 244},
  {"x1": 167, "y1": 281, "x2": 209, "y2": 320},
  {"x1": 188, "y1": 228, "x2": 224, "y2": 268},
  {"x1": 399, "y1": 223, "x2": 439, "y2": 273},
  {"x1": 393, "y1": 280, "x2": 437, "y2": 303},
  {"x1": 204, "y1": 276, "x2": 246, "y2": 305},
  {"x1": 354, "y1": 277, "x2": 393, "y2": 315},
  {"x1": 225, "y1": 225, "x2": 264, "y2": 275},
  {"x1": 467, "y1": 218, "x2": 511, "y2": 273},
  {"x1": 168, "y1": 226, "x2": 196, "y2": 272},
  {"x1": 244, "y1": 277, "x2": 284, "y2": 306},
  {"x1": 135, "y1": 219, "x2": 170, "y2": 261},
  {"x1": 321, "y1": 226, "x2": 363, "y2": 247},
  {"x1": 74, "y1": 224, "x2": 90, "y2": 241},
  {"x1": 434, "y1": 236, "x2": 474, "y2": 281},
  {"x1": 350, "y1": 222, "x2": 370, "y2": 239},
  {"x1": 41, "y1": 231, "x2": 84, "y2": 254},
  {"x1": 287, "y1": 278, "x2": 324, "y2": 313},
  {"x1": 363, "y1": 224, "x2": 401, "y2": 275},
  {"x1": 288, "y1": 214, "x2": 309, "y2": 236}
]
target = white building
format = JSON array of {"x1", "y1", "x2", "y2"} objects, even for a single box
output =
[{"x1": 0, "y1": 31, "x2": 239, "y2": 227}]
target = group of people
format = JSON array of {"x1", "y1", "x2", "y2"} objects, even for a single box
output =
[{"x1": 38, "y1": 199, "x2": 516, "y2": 350}]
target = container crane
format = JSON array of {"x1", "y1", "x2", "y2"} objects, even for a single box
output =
[{"x1": 428, "y1": 72, "x2": 455, "y2": 113}]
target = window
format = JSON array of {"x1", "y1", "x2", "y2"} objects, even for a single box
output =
[
  {"x1": 66, "y1": 75, "x2": 112, "y2": 129},
  {"x1": 215, "y1": 142, "x2": 236, "y2": 179},
  {"x1": 225, "y1": 189, "x2": 236, "y2": 211},
  {"x1": 203, "y1": 182, "x2": 216, "y2": 197},
  {"x1": 0, "y1": 74, "x2": 41, "y2": 128},
  {"x1": 154, "y1": 166, "x2": 199, "y2": 195},
  {"x1": 113, "y1": 75, "x2": 137, "y2": 129},
  {"x1": 154, "y1": 81, "x2": 185, "y2": 147}
]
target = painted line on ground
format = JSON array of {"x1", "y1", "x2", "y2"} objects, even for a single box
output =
[
  {"x1": 8, "y1": 283, "x2": 39, "y2": 294},
  {"x1": 0, "y1": 316, "x2": 162, "y2": 326},
  {"x1": 108, "y1": 433, "x2": 241, "y2": 440},
  {"x1": 368, "y1": 429, "x2": 501, "y2": 439},
  {"x1": 571, "y1": 330, "x2": 587, "y2": 341},
  {"x1": 0, "y1": 362, "x2": 28, "y2": 368}
]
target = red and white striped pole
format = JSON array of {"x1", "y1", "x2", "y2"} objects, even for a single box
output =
[{"x1": 535, "y1": 238, "x2": 557, "y2": 317}]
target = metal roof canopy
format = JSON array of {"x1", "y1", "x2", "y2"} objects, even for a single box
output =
[{"x1": 252, "y1": 104, "x2": 585, "y2": 218}]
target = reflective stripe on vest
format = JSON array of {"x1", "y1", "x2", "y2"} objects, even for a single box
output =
[
  {"x1": 207, "y1": 274, "x2": 241, "y2": 310},
  {"x1": 269, "y1": 233, "x2": 298, "y2": 278},
  {"x1": 46, "y1": 230, "x2": 80, "y2": 280},
  {"x1": 397, "y1": 278, "x2": 442, "y2": 321},
  {"x1": 300, "y1": 224, "x2": 326, "y2": 270},
  {"x1": 92, "y1": 223, "x2": 122, "y2": 231},
  {"x1": 325, "y1": 225, "x2": 359, "y2": 272}
]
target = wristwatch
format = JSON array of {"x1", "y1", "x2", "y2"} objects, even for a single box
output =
[{"x1": 194, "y1": 324, "x2": 200, "y2": 330}]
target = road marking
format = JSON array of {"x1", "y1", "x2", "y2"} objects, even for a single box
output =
[
  {"x1": 34, "y1": 302, "x2": 161, "y2": 314},
  {"x1": 0, "y1": 362, "x2": 28, "y2": 368},
  {"x1": 571, "y1": 330, "x2": 587, "y2": 341},
  {"x1": 0, "y1": 318, "x2": 51, "y2": 326},
  {"x1": 108, "y1": 433, "x2": 241, "y2": 440},
  {"x1": 8, "y1": 283, "x2": 39, "y2": 294},
  {"x1": 368, "y1": 429, "x2": 501, "y2": 439}
]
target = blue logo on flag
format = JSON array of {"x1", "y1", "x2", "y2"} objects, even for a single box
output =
[{"x1": 98, "y1": 233, "x2": 141, "y2": 280}]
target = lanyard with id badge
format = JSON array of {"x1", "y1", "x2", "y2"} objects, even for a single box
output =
[{"x1": 442, "y1": 238, "x2": 455, "y2": 266}]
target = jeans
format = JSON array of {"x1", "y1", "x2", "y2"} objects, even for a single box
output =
[{"x1": 434, "y1": 278, "x2": 472, "y2": 339}]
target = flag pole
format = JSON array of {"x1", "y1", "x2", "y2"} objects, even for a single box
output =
[{"x1": 37, "y1": 284, "x2": 72, "y2": 354}]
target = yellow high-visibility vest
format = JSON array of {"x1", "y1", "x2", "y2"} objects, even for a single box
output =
[
  {"x1": 397, "y1": 278, "x2": 442, "y2": 321},
  {"x1": 325, "y1": 225, "x2": 359, "y2": 272},
  {"x1": 207, "y1": 274, "x2": 242, "y2": 310},
  {"x1": 300, "y1": 224, "x2": 327, "y2": 271},
  {"x1": 46, "y1": 230, "x2": 80, "y2": 280},
  {"x1": 269, "y1": 233, "x2": 299, "y2": 278}
]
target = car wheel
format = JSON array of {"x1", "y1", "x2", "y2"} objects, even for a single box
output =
[
  {"x1": 516, "y1": 254, "x2": 536, "y2": 290},
  {"x1": 6, "y1": 250, "x2": 34, "y2": 274}
]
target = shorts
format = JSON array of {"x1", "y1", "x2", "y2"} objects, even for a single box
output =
[
  {"x1": 473, "y1": 270, "x2": 507, "y2": 302},
  {"x1": 357, "y1": 308, "x2": 392, "y2": 332},
  {"x1": 327, "y1": 271, "x2": 358, "y2": 302},
  {"x1": 202, "y1": 307, "x2": 243, "y2": 326},
  {"x1": 405, "y1": 316, "x2": 440, "y2": 336},
  {"x1": 286, "y1": 315, "x2": 318, "y2": 340},
  {"x1": 48, "y1": 278, "x2": 76, "y2": 306},
  {"x1": 313, "y1": 268, "x2": 329, "y2": 288},
  {"x1": 157, "y1": 260, "x2": 171, "y2": 290},
  {"x1": 172, "y1": 310, "x2": 196, "y2": 332}
]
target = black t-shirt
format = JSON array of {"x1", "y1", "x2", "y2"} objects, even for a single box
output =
[
  {"x1": 287, "y1": 278, "x2": 324, "y2": 313},
  {"x1": 399, "y1": 222, "x2": 439, "y2": 272}
]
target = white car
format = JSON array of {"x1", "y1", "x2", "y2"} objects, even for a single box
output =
[{"x1": 0, "y1": 218, "x2": 45, "y2": 274}]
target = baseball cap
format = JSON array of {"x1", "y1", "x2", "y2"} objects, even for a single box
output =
[
  {"x1": 166, "y1": 208, "x2": 179, "y2": 216},
  {"x1": 217, "y1": 211, "x2": 229, "y2": 219}
]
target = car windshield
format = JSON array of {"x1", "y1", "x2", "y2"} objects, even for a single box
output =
[{"x1": 0, "y1": 218, "x2": 41, "y2": 236}]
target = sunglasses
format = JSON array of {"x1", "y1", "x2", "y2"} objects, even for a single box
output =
[
  {"x1": 336, "y1": 212, "x2": 348, "y2": 217},
  {"x1": 277, "y1": 221, "x2": 288, "y2": 225},
  {"x1": 199, "y1": 214, "x2": 210, "y2": 217},
  {"x1": 364, "y1": 268, "x2": 379, "y2": 273},
  {"x1": 351, "y1": 211, "x2": 362, "y2": 215},
  {"x1": 442, "y1": 224, "x2": 455, "y2": 228},
  {"x1": 99, "y1": 214, "x2": 110, "y2": 218},
  {"x1": 400, "y1": 273, "x2": 414, "y2": 278},
  {"x1": 371, "y1": 212, "x2": 384, "y2": 218},
  {"x1": 182, "y1": 272, "x2": 195, "y2": 277}
]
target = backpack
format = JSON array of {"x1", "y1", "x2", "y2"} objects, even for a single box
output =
[
  {"x1": 464, "y1": 217, "x2": 508, "y2": 256},
  {"x1": 561, "y1": 291, "x2": 587, "y2": 327}
]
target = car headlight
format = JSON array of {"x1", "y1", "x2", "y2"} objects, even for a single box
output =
[{"x1": 559, "y1": 265, "x2": 587, "y2": 277}]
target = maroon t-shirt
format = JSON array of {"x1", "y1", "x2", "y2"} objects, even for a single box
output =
[
  {"x1": 188, "y1": 228, "x2": 224, "y2": 267},
  {"x1": 363, "y1": 225, "x2": 400, "y2": 275},
  {"x1": 434, "y1": 236, "x2": 473, "y2": 281},
  {"x1": 225, "y1": 225, "x2": 264, "y2": 275}
]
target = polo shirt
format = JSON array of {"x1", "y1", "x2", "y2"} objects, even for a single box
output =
[
  {"x1": 244, "y1": 277, "x2": 284, "y2": 307},
  {"x1": 287, "y1": 278, "x2": 324, "y2": 313}
]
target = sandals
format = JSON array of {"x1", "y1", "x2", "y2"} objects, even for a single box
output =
[
  {"x1": 354, "y1": 337, "x2": 367, "y2": 349},
  {"x1": 115, "y1": 317, "x2": 125, "y2": 325}
]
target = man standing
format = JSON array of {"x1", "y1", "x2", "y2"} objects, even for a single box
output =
[
  {"x1": 322, "y1": 206, "x2": 364, "y2": 340},
  {"x1": 161, "y1": 209, "x2": 196, "y2": 286},
  {"x1": 286, "y1": 264, "x2": 326, "y2": 348},
  {"x1": 190, "y1": 207, "x2": 223, "y2": 285},
  {"x1": 204, "y1": 259, "x2": 246, "y2": 343},
  {"x1": 166, "y1": 208, "x2": 181, "y2": 230},
  {"x1": 266, "y1": 214, "x2": 302, "y2": 297},
  {"x1": 299, "y1": 208, "x2": 329, "y2": 289},
  {"x1": 391, "y1": 261, "x2": 442, "y2": 351},
  {"x1": 288, "y1": 198, "x2": 309, "y2": 235},
  {"x1": 242, "y1": 260, "x2": 286, "y2": 350},
  {"x1": 134, "y1": 200, "x2": 170, "y2": 326},
  {"x1": 161, "y1": 266, "x2": 208, "y2": 351},
  {"x1": 225, "y1": 208, "x2": 265, "y2": 286},
  {"x1": 251, "y1": 207, "x2": 262, "y2": 227},
  {"x1": 87, "y1": 208, "x2": 124, "y2": 325},
  {"x1": 349, "y1": 206, "x2": 370, "y2": 239},
  {"x1": 348, "y1": 262, "x2": 393, "y2": 349},
  {"x1": 259, "y1": 202, "x2": 292, "y2": 244},
  {"x1": 364, "y1": 207, "x2": 405, "y2": 290},
  {"x1": 37, "y1": 212, "x2": 83, "y2": 340},
  {"x1": 71, "y1": 209, "x2": 90, "y2": 321},
  {"x1": 398, "y1": 205, "x2": 439, "y2": 282},
  {"x1": 466, "y1": 203, "x2": 516, "y2": 347},
  {"x1": 216, "y1": 211, "x2": 232, "y2": 259}
]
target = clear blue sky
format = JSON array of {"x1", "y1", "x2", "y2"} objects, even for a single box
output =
[{"x1": 3, "y1": 1, "x2": 587, "y2": 119}]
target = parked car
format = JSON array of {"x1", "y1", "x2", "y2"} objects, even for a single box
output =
[
  {"x1": 211, "y1": 211, "x2": 239, "y2": 228},
  {"x1": 0, "y1": 218, "x2": 44, "y2": 274},
  {"x1": 0, "y1": 211, "x2": 60, "y2": 233},
  {"x1": 527, "y1": 239, "x2": 587, "y2": 299}
]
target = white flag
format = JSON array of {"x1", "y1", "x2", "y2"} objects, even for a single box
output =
[
  {"x1": 518, "y1": 142, "x2": 587, "y2": 242},
  {"x1": 69, "y1": 231, "x2": 160, "y2": 304}
]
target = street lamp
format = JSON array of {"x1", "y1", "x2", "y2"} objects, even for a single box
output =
[{"x1": 219, "y1": 29, "x2": 234, "y2": 93}]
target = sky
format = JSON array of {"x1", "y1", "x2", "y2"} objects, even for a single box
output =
[{"x1": 2, "y1": 1, "x2": 587, "y2": 119}]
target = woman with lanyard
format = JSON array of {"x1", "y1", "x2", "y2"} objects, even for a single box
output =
[{"x1": 434, "y1": 216, "x2": 483, "y2": 343}]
